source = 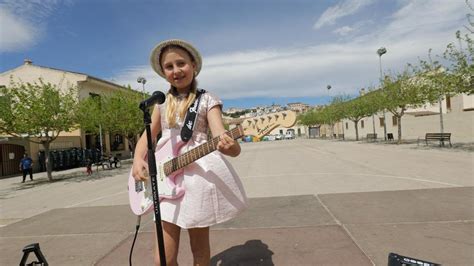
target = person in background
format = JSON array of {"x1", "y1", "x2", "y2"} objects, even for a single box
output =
[
  {"x1": 19, "y1": 153, "x2": 33, "y2": 183},
  {"x1": 86, "y1": 158, "x2": 93, "y2": 175}
]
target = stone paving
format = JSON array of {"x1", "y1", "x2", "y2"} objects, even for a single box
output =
[{"x1": 1, "y1": 139, "x2": 473, "y2": 265}]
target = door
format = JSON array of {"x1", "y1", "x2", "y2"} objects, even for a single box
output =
[{"x1": 0, "y1": 144, "x2": 25, "y2": 177}]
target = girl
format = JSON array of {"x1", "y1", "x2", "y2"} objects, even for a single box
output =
[{"x1": 132, "y1": 39, "x2": 248, "y2": 266}]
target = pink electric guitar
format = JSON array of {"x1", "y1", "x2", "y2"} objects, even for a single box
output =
[{"x1": 128, "y1": 111, "x2": 297, "y2": 216}]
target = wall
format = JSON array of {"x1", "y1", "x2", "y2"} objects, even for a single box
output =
[{"x1": 341, "y1": 94, "x2": 474, "y2": 142}]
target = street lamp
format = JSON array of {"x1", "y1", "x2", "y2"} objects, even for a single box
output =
[
  {"x1": 377, "y1": 47, "x2": 387, "y2": 141},
  {"x1": 137, "y1": 76, "x2": 147, "y2": 100}
]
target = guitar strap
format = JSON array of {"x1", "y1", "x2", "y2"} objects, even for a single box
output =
[{"x1": 181, "y1": 88, "x2": 206, "y2": 142}]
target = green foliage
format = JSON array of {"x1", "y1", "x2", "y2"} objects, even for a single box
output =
[
  {"x1": 0, "y1": 79, "x2": 78, "y2": 140},
  {"x1": 0, "y1": 79, "x2": 79, "y2": 181},
  {"x1": 223, "y1": 109, "x2": 252, "y2": 118},
  {"x1": 443, "y1": 31, "x2": 473, "y2": 95},
  {"x1": 76, "y1": 89, "x2": 144, "y2": 150},
  {"x1": 382, "y1": 70, "x2": 428, "y2": 112}
]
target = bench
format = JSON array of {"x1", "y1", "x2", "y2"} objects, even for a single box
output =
[
  {"x1": 387, "y1": 133, "x2": 394, "y2": 141},
  {"x1": 420, "y1": 133, "x2": 452, "y2": 147},
  {"x1": 366, "y1": 133, "x2": 377, "y2": 142},
  {"x1": 93, "y1": 160, "x2": 110, "y2": 171}
]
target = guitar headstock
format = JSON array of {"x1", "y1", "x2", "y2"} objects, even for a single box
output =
[{"x1": 240, "y1": 110, "x2": 297, "y2": 138}]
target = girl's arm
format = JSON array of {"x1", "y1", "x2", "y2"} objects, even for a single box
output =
[{"x1": 207, "y1": 106, "x2": 241, "y2": 157}]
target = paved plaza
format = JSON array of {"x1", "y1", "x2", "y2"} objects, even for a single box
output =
[{"x1": 0, "y1": 139, "x2": 473, "y2": 265}]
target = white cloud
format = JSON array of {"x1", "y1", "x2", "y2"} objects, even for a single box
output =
[
  {"x1": 314, "y1": 0, "x2": 375, "y2": 29},
  {"x1": 112, "y1": 0, "x2": 468, "y2": 104},
  {"x1": 0, "y1": 0, "x2": 65, "y2": 52},
  {"x1": 0, "y1": 6, "x2": 38, "y2": 52},
  {"x1": 333, "y1": 26, "x2": 355, "y2": 36}
]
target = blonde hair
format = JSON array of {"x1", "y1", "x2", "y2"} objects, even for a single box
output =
[{"x1": 166, "y1": 80, "x2": 197, "y2": 128}]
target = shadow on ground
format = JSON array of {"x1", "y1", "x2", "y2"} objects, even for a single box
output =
[
  {"x1": 210, "y1": 240, "x2": 274, "y2": 266},
  {"x1": 0, "y1": 161, "x2": 132, "y2": 199}
]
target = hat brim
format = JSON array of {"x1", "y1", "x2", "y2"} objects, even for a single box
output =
[{"x1": 150, "y1": 39, "x2": 202, "y2": 79}]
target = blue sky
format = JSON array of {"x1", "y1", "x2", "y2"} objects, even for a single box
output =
[{"x1": 0, "y1": 0, "x2": 470, "y2": 109}]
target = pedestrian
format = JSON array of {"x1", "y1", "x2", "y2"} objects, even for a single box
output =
[
  {"x1": 19, "y1": 153, "x2": 33, "y2": 182},
  {"x1": 86, "y1": 158, "x2": 93, "y2": 175},
  {"x1": 131, "y1": 39, "x2": 248, "y2": 265}
]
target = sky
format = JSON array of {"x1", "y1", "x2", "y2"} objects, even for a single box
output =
[{"x1": 0, "y1": 0, "x2": 471, "y2": 109}]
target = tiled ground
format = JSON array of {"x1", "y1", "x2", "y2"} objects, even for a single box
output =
[{"x1": 2, "y1": 188, "x2": 473, "y2": 265}]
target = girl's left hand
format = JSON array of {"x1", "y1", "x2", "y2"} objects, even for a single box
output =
[
  {"x1": 217, "y1": 133, "x2": 240, "y2": 156},
  {"x1": 217, "y1": 133, "x2": 234, "y2": 151}
]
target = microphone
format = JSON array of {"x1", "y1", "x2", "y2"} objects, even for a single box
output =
[{"x1": 139, "y1": 91, "x2": 166, "y2": 110}]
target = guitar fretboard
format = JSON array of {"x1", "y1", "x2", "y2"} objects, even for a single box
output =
[{"x1": 163, "y1": 125, "x2": 244, "y2": 175}]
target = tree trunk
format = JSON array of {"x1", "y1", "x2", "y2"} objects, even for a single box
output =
[
  {"x1": 438, "y1": 96, "x2": 445, "y2": 146},
  {"x1": 42, "y1": 141, "x2": 53, "y2": 181},
  {"x1": 353, "y1": 120, "x2": 359, "y2": 141},
  {"x1": 331, "y1": 123, "x2": 335, "y2": 139},
  {"x1": 397, "y1": 116, "x2": 402, "y2": 144},
  {"x1": 126, "y1": 137, "x2": 136, "y2": 158}
]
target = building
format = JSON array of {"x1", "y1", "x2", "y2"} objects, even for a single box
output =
[
  {"x1": 339, "y1": 93, "x2": 474, "y2": 142},
  {"x1": 0, "y1": 60, "x2": 135, "y2": 176},
  {"x1": 287, "y1": 102, "x2": 310, "y2": 114}
]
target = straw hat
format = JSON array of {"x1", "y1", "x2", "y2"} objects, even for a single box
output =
[{"x1": 150, "y1": 39, "x2": 202, "y2": 78}]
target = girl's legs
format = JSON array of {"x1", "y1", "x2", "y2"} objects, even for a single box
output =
[
  {"x1": 154, "y1": 221, "x2": 181, "y2": 266},
  {"x1": 188, "y1": 227, "x2": 210, "y2": 266}
]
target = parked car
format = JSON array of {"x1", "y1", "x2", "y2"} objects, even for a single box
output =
[
  {"x1": 264, "y1": 134, "x2": 276, "y2": 141},
  {"x1": 275, "y1": 134, "x2": 284, "y2": 140},
  {"x1": 285, "y1": 130, "x2": 295, "y2": 140}
]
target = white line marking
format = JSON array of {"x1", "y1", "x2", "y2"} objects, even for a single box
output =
[
  {"x1": 66, "y1": 191, "x2": 127, "y2": 208},
  {"x1": 244, "y1": 172, "x2": 460, "y2": 187}
]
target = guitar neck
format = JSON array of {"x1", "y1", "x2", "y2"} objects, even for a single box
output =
[{"x1": 163, "y1": 125, "x2": 244, "y2": 175}]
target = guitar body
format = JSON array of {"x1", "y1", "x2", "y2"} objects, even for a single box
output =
[
  {"x1": 127, "y1": 117, "x2": 295, "y2": 217},
  {"x1": 128, "y1": 136, "x2": 186, "y2": 216}
]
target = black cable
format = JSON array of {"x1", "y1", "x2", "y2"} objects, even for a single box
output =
[{"x1": 129, "y1": 216, "x2": 141, "y2": 266}]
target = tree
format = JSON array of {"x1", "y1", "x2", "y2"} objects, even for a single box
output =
[
  {"x1": 101, "y1": 90, "x2": 144, "y2": 154},
  {"x1": 76, "y1": 88, "x2": 144, "y2": 156},
  {"x1": 343, "y1": 96, "x2": 374, "y2": 141},
  {"x1": 380, "y1": 70, "x2": 428, "y2": 144},
  {"x1": 0, "y1": 80, "x2": 79, "y2": 181},
  {"x1": 443, "y1": 31, "x2": 474, "y2": 95}
]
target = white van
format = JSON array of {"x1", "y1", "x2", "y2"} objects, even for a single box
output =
[{"x1": 285, "y1": 129, "x2": 295, "y2": 139}]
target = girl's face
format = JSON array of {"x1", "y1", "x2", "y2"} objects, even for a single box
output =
[{"x1": 160, "y1": 47, "x2": 196, "y2": 92}]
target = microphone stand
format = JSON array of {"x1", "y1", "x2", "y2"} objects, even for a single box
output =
[{"x1": 142, "y1": 107, "x2": 167, "y2": 266}]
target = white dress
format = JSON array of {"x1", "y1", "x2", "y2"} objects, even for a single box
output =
[{"x1": 156, "y1": 91, "x2": 248, "y2": 229}]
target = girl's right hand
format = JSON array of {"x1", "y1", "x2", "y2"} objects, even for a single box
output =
[{"x1": 132, "y1": 158, "x2": 149, "y2": 181}]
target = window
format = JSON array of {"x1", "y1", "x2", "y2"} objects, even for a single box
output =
[
  {"x1": 379, "y1": 117, "x2": 385, "y2": 127},
  {"x1": 345, "y1": 122, "x2": 348, "y2": 129},
  {"x1": 446, "y1": 95, "x2": 451, "y2": 111},
  {"x1": 361, "y1": 120, "x2": 365, "y2": 128},
  {"x1": 392, "y1": 116, "x2": 398, "y2": 126}
]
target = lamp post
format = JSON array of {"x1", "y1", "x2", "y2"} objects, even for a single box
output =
[
  {"x1": 377, "y1": 47, "x2": 387, "y2": 141},
  {"x1": 137, "y1": 77, "x2": 147, "y2": 100},
  {"x1": 326, "y1": 85, "x2": 332, "y2": 138}
]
